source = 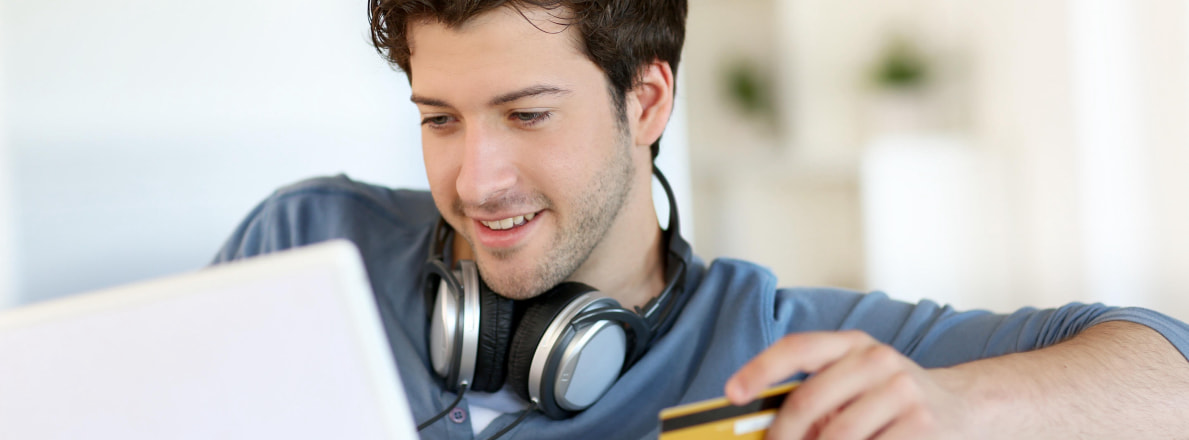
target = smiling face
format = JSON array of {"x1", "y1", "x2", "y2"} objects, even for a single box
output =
[{"x1": 409, "y1": 7, "x2": 643, "y2": 299}]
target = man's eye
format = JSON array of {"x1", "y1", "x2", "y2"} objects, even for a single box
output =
[
  {"x1": 421, "y1": 115, "x2": 452, "y2": 126},
  {"x1": 512, "y1": 111, "x2": 551, "y2": 125}
]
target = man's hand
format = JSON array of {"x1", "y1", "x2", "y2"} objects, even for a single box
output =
[{"x1": 725, "y1": 330, "x2": 971, "y2": 440}]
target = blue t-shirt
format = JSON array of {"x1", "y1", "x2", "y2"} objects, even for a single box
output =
[{"x1": 213, "y1": 175, "x2": 1189, "y2": 439}]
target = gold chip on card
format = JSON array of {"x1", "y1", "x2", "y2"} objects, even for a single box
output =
[{"x1": 659, "y1": 383, "x2": 798, "y2": 440}]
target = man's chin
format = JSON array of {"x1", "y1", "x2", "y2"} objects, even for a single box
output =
[
  {"x1": 473, "y1": 259, "x2": 554, "y2": 300},
  {"x1": 480, "y1": 276, "x2": 549, "y2": 301}
]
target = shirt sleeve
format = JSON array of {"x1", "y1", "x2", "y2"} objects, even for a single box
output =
[
  {"x1": 209, "y1": 190, "x2": 319, "y2": 264},
  {"x1": 773, "y1": 288, "x2": 1189, "y2": 368},
  {"x1": 210, "y1": 197, "x2": 272, "y2": 265},
  {"x1": 209, "y1": 176, "x2": 373, "y2": 264}
]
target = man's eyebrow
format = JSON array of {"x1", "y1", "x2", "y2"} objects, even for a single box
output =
[
  {"x1": 410, "y1": 95, "x2": 452, "y2": 108},
  {"x1": 409, "y1": 85, "x2": 571, "y2": 109},
  {"x1": 489, "y1": 85, "x2": 571, "y2": 106}
]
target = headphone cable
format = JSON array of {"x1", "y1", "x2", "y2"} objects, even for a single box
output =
[
  {"x1": 484, "y1": 400, "x2": 538, "y2": 440},
  {"x1": 416, "y1": 383, "x2": 470, "y2": 431}
]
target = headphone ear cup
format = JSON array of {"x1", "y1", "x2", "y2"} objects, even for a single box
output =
[
  {"x1": 427, "y1": 260, "x2": 485, "y2": 392},
  {"x1": 506, "y1": 287, "x2": 585, "y2": 404},
  {"x1": 471, "y1": 286, "x2": 514, "y2": 392},
  {"x1": 427, "y1": 266, "x2": 462, "y2": 389}
]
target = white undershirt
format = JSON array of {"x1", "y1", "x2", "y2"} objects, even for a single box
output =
[{"x1": 466, "y1": 386, "x2": 531, "y2": 435}]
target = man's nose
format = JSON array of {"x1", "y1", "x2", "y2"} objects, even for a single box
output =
[{"x1": 455, "y1": 124, "x2": 518, "y2": 207}]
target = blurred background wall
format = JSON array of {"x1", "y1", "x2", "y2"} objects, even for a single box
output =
[
  {"x1": 0, "y1": 2, "x2": 13, "y2": 308},
  {"x1": 2, "y1": 0, "x2": 421, "y2": 305},
  {"x1": 686, "y1": 0, "x2": 1189, "y2": 320},
  {"x1": 2, "y1": 0, "x2": 1187, "y2": 322}
]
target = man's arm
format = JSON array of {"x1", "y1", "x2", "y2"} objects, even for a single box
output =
[
  {"x1": 726, "y1": 321, "x2": 1189, "y2": 439},
  {"x1": 937, "y1": 321, "x2": 1189, "y2": 438}
]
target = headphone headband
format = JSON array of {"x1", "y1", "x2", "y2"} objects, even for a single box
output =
[{"x1": 635, "y1": 164, "x2": 693, "y2": 343}]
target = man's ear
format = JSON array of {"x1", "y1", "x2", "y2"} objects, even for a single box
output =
[{"x1": 625, "y1": 60, "x2": 675, "y2": 149}]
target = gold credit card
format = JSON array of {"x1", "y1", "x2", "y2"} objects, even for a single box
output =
[{"x1": 659, "y1": 383, "x2": 799, "y2": 440}]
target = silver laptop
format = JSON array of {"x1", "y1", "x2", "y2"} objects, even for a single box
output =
[{"x1": 0, "y1": 240, "x2": 418, "y2": 439}]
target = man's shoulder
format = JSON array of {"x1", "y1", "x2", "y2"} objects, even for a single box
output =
[
  {"x1": 254, "y1": 174, "x2": 437, "y2": 227},
  {"x1": 213, "y1": 175, "x2": 437, "y2": 262},
  {"x1": 698, "y1": 257, "x2": 868, "y2": 301},
  {"x1": 268, "y1": 174, "x2": 433, "y2": 213},
  {"x1": 700, "y1": 257, "x2": 776, "y2": 289}
]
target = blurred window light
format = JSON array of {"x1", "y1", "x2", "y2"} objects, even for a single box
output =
[
  {"x1": 1070, "y1": 0, "x2": 1154, "y2": 305},
  {"x1": 1, "y1": 4, "x2": 15, "y2": 309}
]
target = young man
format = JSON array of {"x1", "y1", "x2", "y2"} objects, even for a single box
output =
[{"x1": 214, "y1": 1, "x2": 1189, "y2": 438}]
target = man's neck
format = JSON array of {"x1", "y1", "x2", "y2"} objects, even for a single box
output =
[{"x1": 562, "y1": 168, "x2": 666, "y2": 310}]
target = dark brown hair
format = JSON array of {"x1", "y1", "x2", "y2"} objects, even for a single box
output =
[{"x1": 368, "y1": 0, "x2": 687, "y2": 159}]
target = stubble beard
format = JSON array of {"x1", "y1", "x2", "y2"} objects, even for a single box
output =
[{"x1": 475, "y1": 132, "x2": 636, "y2": 300}]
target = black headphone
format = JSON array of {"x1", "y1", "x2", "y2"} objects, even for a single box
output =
[{"x1": 422, "y1": 165, "x2": 693, "y2": 420}]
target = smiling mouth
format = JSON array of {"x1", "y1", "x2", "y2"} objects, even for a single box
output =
[{"x1": 479, "y1": 212, "x2": 537, "y2": 231}]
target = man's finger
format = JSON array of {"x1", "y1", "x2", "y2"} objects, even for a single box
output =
[
  {"x1": 817, "y1": 371, "x2": 917, "y2": 440},
  {"x1": 726, "y1": 330, "x2": 873, "y2": 404},
  {"x1": 766, "y1": 344, "x2": 903, "y2": 439}
]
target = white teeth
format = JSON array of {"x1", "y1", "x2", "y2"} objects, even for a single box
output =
[{"x1": 481, "y1": 213, "x2": 537, "y2": 231}]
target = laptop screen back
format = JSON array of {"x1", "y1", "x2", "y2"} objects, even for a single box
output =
[{"x1": 0, "y1": 240, "x2": 416, "y2": 439}]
